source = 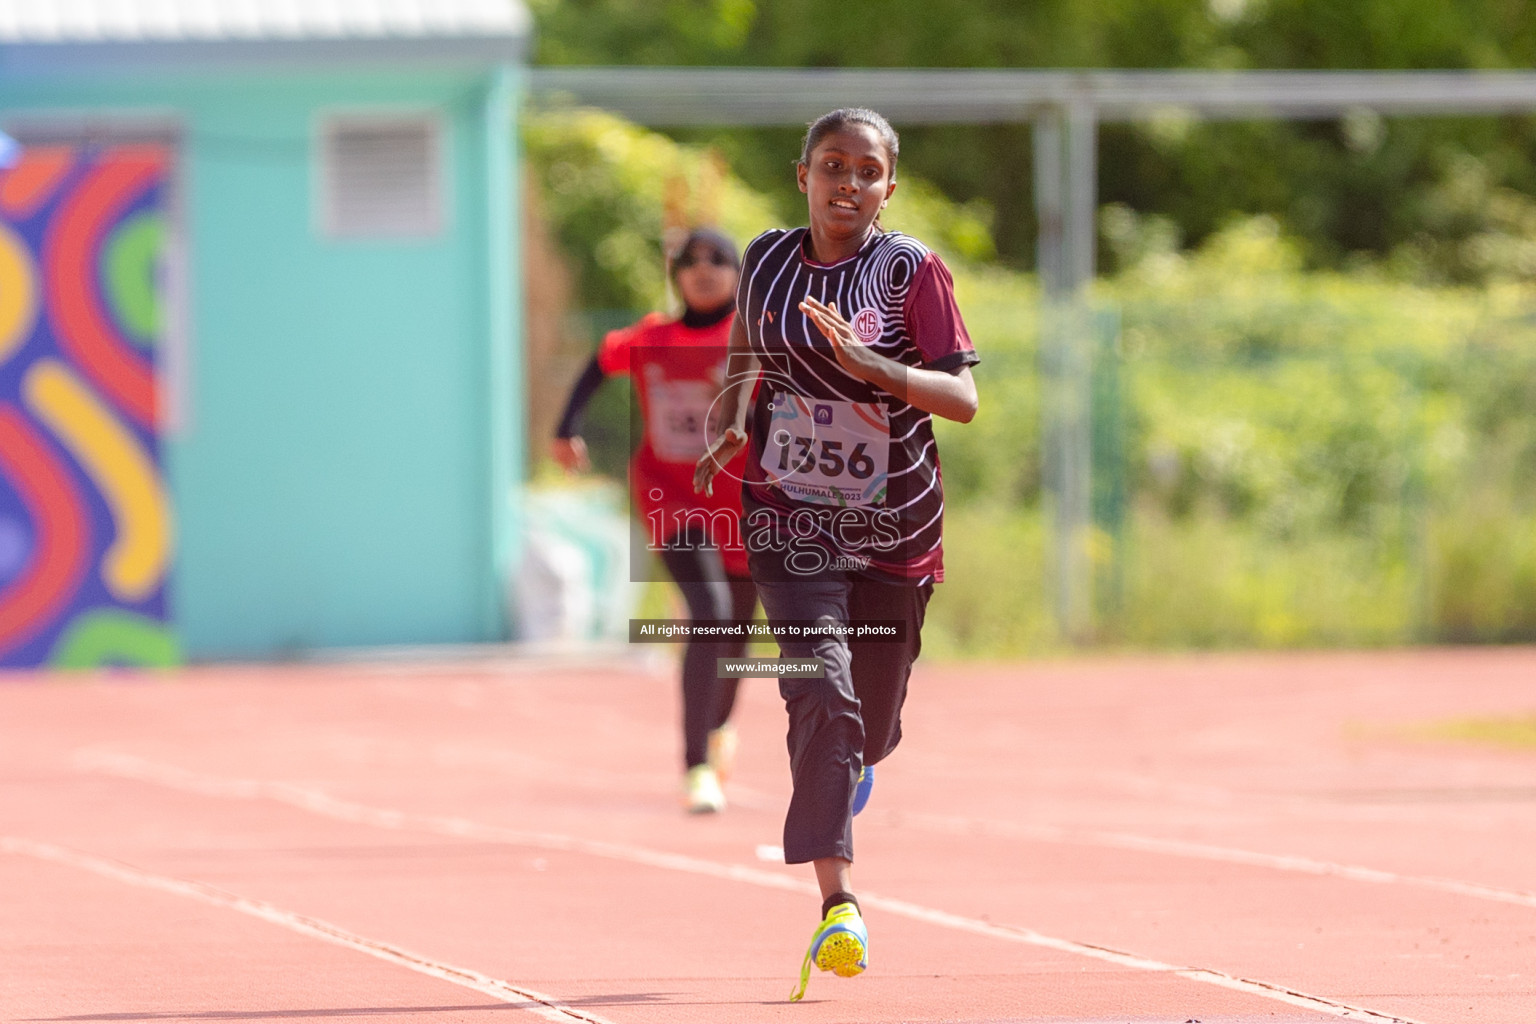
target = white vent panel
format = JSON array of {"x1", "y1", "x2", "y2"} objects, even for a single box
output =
[{"x1": 320, "y1": 116, "x2": 443, "y2": 239}]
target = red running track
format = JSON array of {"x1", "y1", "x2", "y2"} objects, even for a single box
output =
[{"x1": 2, "y1": 647, "x2": 1535, "y2": 1023}]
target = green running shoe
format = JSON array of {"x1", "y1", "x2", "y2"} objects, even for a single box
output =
[{"x1": 789, "y1": 901, "x2": 868, "y2": 1001}]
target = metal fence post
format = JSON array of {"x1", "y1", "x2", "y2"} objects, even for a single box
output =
[{"x1": 1035, "y1": 103, "x2": 1097, "y2": 643}]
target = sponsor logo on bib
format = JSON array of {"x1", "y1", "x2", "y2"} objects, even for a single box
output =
[{"x1": 851, "y1": 307, "x2": 882, "y2": 344}]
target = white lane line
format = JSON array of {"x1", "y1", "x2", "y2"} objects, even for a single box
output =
[
  {"x1": 868, "y1": 808, "x2": 1536, "y2": 911},
  {"x1": 76, "y1": 750, "x2": 1424, "y2": 1023},
  {"x1": 866, "y1": 897, "x2": 1422, "y2": 1022},
  {"x1": 73, "y1": 749, "x2": 815, "y2": 897},
  {"x1": 78, "y1": 748, "x2": 1536, "y2": 911},
  {"x1": 0, "y1": 836, "x2": 617, "y2": 1024}
]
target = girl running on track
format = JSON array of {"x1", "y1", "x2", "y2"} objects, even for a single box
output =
[
  {"x1": 693, "y1": 108, "x2": 979, "y2": 1000},
  {"x1": 552, "y1": 227, "x2": 757, "y2": 815}
]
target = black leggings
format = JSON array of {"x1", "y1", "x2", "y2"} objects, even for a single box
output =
[
  {"x1": 658, "y1": 541, "x2": 759, "y2": 769},
  {"x1": 752, "y1": 568, "x2": 932, "y2": 865}
]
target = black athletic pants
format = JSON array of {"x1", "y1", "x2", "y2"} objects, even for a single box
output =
[
  {"x1": 752, "y1": 564, "x2": 932, "y2": 864},
  {"x1": 658, "y1": 541, "x2": 758, "y2": 770}
]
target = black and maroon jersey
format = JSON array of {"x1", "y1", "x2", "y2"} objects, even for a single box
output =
[{"x1": 735, "y1": 228, "x2": 978, "y2": 584}]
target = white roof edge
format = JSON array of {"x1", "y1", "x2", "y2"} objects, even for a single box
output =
[
  {"x1": 0, "y1": 36, "x2": 529, "y2": 77},
  {"x1": 0, "y1": 2, "x2": 530, "y2": 45}
]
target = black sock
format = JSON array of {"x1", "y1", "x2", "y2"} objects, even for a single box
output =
[{"x1": 822, "y1": 891, "x2": 860, "y2": 918}]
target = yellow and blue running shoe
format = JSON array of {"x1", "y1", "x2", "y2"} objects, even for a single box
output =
[
  {"x1": 851, "y1": 764, "x2": 874, "y2": 816},
  {"x1": 789, "y1": 901, "x2": 868, "y2": 1001}
]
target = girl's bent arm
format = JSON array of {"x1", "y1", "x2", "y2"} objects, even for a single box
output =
[
  {"x1": 692, "y1": 318, "x2": 759, "y2": 494},
  {"x1": 800, "y1": 297, "x2": 978, "y2": 422},
  {"x1": 880, "y1": 362, "x2": 978, "y2": 423},
  {"x1": 717, "y1": 317, "x2": 759, "y2": 434}
]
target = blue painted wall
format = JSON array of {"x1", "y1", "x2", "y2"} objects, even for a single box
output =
[{"x1": 0, "y1": 67, "x2": 524, "y2": 658}]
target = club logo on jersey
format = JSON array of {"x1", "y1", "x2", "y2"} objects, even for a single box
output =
[{"x1": 851, "y1": 307, "x2": 882, "y2": 344}]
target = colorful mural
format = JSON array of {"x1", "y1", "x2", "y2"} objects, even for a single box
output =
[{"x1": 0, "y1": 146, "x2": 177, "y2": 668}]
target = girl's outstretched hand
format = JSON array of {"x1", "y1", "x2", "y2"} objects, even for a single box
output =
[
  {"x1": 694, "y1": 426, "x2": 748, "y2": 496},
  {"x1": 799, "y1": 297, "x2": 879, "y2": 379}
]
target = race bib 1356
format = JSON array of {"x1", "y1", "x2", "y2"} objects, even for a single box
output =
[{"x1": 759, "y1": 394, "x2": 889, "y2": 506}]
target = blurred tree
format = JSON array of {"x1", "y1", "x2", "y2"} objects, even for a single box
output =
[{"x1": 529, "y1": 0, "x2": 1536, "y2": 281}]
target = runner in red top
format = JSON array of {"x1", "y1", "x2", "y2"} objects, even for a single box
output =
[
  {"x1": 693, "y1": 110, "x2": 979, "y2": 1000},
  {"x1": 553, "y1": 228, "x2": 756, "y2": 814}
]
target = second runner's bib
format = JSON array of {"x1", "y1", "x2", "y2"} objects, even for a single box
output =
[{"x1": 644, "y1": 367, "x2": 721, "y2": 464}]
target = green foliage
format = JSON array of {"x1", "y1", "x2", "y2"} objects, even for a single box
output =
[
  {"x1": 878, "y1": 177, "x2": 997, "y2": 266},
  {"x1": 527, "y1": 0, "x2": 757, "y2": 66},
  {"x1": 524, "y1": 108, "x2": 781, "y2": 312},
  {"x1": 932, "y1": 212, "x2": 1536, "y2": 651},
  {"x1": 929, "y1": 268, "x2": 1041, "y2": 504},
  {"x1": 1103, "y1": 215, "x2": 1536, "y2": 533},
  {"x1": 531, "y1": 0, "x2": 1536, "y2": 280},
  {"x1": 1103, "y1": 217, "x2": 1451, "y2": 535},
  {"x1": 1390, "y1": 150, "x2": 1536, "y2": 284},
  {"x1": 525, "y1": 107, "x2": 997, "y2": 297},
  {"x1": 1117, "y1": 509, "x2": 1420, "y2": 648},
  {"x1": 1428, "y1": 486, "x2": 1536, "y2": 642},
  {"x1": 921, "y1": 503, "x2": 1056, "y2": 660}
]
